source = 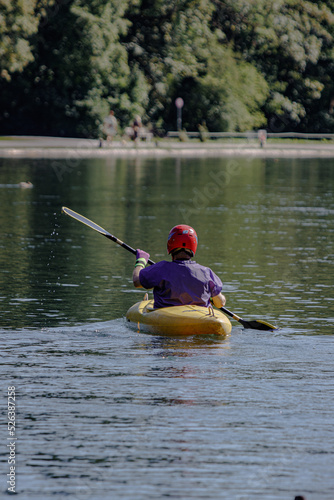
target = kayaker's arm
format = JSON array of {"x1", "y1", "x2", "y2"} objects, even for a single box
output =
[
  {"x1": 133, "y1": 249, "x2": 150, "y2": 288},
  {"x1": 212, "y1": 292, "x2": 226, "y2": 308},
  {"x1": 133, "y1": 266, "x2": 144, "y2": 288}
]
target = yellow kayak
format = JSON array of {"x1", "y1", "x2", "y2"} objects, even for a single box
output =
[{"x1": 126, "y1": 299, "x2": 232, "y2": 336}]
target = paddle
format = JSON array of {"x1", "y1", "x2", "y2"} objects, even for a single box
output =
[
  {"x1": 218, "y1": 306, "x2": 277, "y2": 331},
  {"x1": 61, "y1": 206, "x2": 278, "y2": 331},
  {"x1": 61, "y1": 206, "x2": 155, "y2": 265}
]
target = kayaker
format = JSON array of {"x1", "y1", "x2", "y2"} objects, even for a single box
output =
[{"x1": 132, "y1": 225, "x2": 226, "y2": 309}]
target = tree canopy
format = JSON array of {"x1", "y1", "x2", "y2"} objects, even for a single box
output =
[
  {"x1": 0, "y1": 0, "x2": 333, "y2": 136},
  {"x1": 0, "y1": 0, "x2": 46, "y2": 80}
]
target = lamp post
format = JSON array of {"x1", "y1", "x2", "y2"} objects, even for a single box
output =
[{"x1": 175, "y1": 97, "x2": 184, "y2": 131}]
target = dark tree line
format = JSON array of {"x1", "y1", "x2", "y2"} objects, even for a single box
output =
[{"x1": 1, "y1": 0, "x2": 334, "y2": 137}]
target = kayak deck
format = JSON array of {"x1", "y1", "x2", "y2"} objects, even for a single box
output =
[{"x1": 126, "y1": 299, "x2": 232, "y2": 336}]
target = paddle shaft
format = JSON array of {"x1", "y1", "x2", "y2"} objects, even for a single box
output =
[
  {"x1": 62, "y1": 207, "x2": 277, "y2": 330},
  {"x1": 220, "y1": 307, "x2": 242, "y2": 322}
]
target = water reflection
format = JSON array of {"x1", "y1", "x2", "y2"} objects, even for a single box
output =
[
  {"x1": 127, "y1": 321, "x2": 232, "y2": 352},
  {"x1": 2, "y1": 313, "x2": 333, "y2": 498},
  {"x1": 0, "y1": 156, "x2": 333, "y2": 334}
]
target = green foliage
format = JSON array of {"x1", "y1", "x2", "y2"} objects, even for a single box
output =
[
  {"x1": 211, "y1": 0, "x2": 334, "y2": 130},
  {"x1": 200, "y1": 46, "x2": 269, "y2": 131},
  {"x1": 124, "y1": 0, "x2": 268, "y2": 131},
  {"x1": 0, "y1": 0, "x2": 51, "y2": 80},
  {"x1": 165, "y1": 44, "x2": 268, "y2": 132},
  {"x1": 123, "y1": 0, "x2": 216, "y2": 123},
  {"x1": 0, "y1": 0, "x2": 334, "y2": 135},
  {"x1": 0, "y1": 0, "x2": 135, "y2": 136}
]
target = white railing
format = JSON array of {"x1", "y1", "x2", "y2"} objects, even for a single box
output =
[{"x1": 166, "y1": 131, "x2": 334, "y2": 140}]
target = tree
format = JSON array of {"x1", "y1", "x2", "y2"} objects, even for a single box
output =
[
  {"x1": 124, "y1": 0, "x2": 268, "y2": 131},
  {"x1": 0, "y1": 0, "x2": 52, "y2": 81},
  {"x1": 211, "y1": 0, "x2": 334, "y2": 131},
  {"x1": 0, "y1": 0, "x2": 137, "y2": 136},
  {"x1": 1, "y1": 0, "x2": 334, "y2": 135},
  {"x1": 166, "y1": 46, "x2": 268, "y2": 132}
]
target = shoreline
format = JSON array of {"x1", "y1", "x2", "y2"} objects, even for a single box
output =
[{"x1": 1, "y1": 136, "x2": 334, "y2": 158}]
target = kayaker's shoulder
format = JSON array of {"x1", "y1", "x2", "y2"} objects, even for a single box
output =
[
  {"x1": 172, "y1": 259, "x2": 197, "y2": 265},
  {"x1": 146, "y1": 260, "x2": 169, "y2": 269},
  {"x1": 176, "y1": 259, "x2": 207, "y2": 269}
]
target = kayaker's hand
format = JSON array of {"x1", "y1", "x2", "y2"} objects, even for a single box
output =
[
  {"x1": 135, "y1": 249, "x2": 150, "y2": 267},
  {"x1": 211, "y1": 293, "x2": 226, "y2": 308}
]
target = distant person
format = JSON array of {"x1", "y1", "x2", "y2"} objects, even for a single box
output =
[
  {"x1": 258, "y1": 129, "x2": 267, "y2": 148},
  {"x1": 132, "y1": 115, "x2": 142, "y2": 142},
  {"x1": 19, "y1": 181, "x2": 33, "y2": 189},
  {"x1": 101, "y1": 110, "x2": 118, "y2": 146}
]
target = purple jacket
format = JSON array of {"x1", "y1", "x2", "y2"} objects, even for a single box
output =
[{"x1": 139, "y1": 259, "x2": 223, "y2": 309}]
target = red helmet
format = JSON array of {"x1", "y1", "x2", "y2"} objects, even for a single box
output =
[{"x1": 167, "y1": 225, "x2": 198, "y2": 255}]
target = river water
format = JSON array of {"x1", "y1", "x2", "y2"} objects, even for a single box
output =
[{"x1": 0, "y1": 155, "x2": 333, "y2": 499}]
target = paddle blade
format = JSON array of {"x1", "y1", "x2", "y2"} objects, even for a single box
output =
[
  {"x1": 220, "y1": 306, "x2": 278, "y2": 332},
  {"x1": 61, "y1": 206, "x2": 112, "y2": 237},
  {"x1": 240, "y1": 319, "x2": 278, "y2": 331}
]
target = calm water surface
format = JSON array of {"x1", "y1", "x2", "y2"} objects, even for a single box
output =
[{"x1": 0, "y1": 155, "x2": 333, "y2": 499}]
